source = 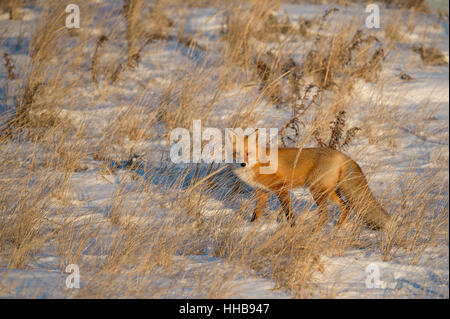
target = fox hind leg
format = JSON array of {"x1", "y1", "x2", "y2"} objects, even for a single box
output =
[
  {"x1": 330, "y1": 190, "x2": 351, "y2": 227},
  {"x1": 276, "y1": 188, "x2": 295, "y2": 226},
  {"x1": 310, "y1": 187, "x2": 332, "y2": 232}
]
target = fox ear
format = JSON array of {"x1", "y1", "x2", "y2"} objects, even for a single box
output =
[
  {"x1": 246, "y1": 129, "x2": 258, "y2": 141},
  {"x1": 225, "y1": 129, "x2": 235, "y2": 155},
  {"x1": 246, "y1": 129, "x2": 258, "y2": 164},
  {"x1": 226, "y1": 130, "x2": 235, "y2": 144}
]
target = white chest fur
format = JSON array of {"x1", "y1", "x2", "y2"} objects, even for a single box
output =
[{"x1": 232, "y1": 164, "x2": 270, "y2": 191}]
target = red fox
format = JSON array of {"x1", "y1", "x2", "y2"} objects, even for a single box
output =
[{"x1": 229, "y1": 131, "x2": 389, "y2": 230}]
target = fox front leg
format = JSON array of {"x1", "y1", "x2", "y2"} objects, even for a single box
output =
[
  {"x1": 276, "y1": 188, "x2": 295, "y2": 227},
  {"x1": 251, "y1": 189, "x2": 269, "y2": 222}
]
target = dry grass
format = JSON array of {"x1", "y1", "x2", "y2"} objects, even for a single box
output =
[
  {"x1": 412, "y1": 44, "x2": 449, "y2": 66},
  {"x1": 0, "y1": 0, "x2": 447, "y2": 298}
]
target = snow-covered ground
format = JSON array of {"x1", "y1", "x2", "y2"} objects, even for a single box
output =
[{"x1": 0, "y1": 1, "x2": 448, "y2": 298}]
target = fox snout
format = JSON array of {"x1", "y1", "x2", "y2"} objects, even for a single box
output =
[{"x1": 233, "y1": 148, "x2": 249, "y2": 166}]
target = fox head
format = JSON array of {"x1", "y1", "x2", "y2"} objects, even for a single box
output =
[
  {"x1": 225, "y1": 129, "x2": 278, "y2": 174},
  {"x1": 226, "y1": 129, "x2": 258, "y2": 166}
]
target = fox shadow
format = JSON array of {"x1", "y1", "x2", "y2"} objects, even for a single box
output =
[{"x1": 130, "y1": 161, "x2": 311, "y2": 220}]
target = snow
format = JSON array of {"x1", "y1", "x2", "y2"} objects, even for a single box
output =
[{"x1": 0, "y1": 1, "x2": 448, "y2": 298}]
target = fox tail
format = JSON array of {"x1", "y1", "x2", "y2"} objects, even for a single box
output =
[{"x1": 339, "y1": 159, "x2": 390, "y2": 230}]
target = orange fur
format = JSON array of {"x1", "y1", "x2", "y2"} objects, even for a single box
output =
[{"x1": 232, "y1": 135, "x2": 389, "y2": 230}]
